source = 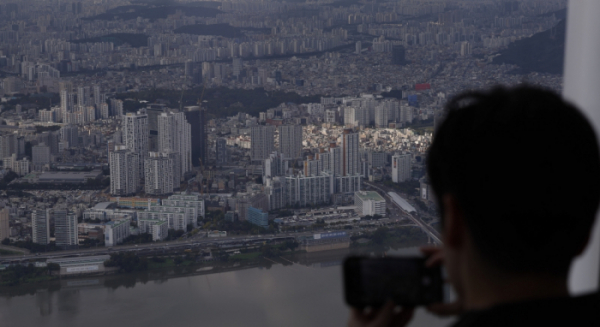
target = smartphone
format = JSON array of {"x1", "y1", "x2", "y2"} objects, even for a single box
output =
[{"x1": 343, "y1": 256, "x2": 444, "y2": 308}]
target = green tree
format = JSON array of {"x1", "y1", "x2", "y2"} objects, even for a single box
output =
[
  {"x1": 371, "y1": 227, "x2": 389, "y2": 245},
  {"x1": 104, "y1": 253, "x2": 148, "y2": 273},
  {"x1": 174, "y1": 256, "x2": 184, "y2": 265},
  {"x1": 47, "y1": 263, "x2": 60, "y2": 272}
]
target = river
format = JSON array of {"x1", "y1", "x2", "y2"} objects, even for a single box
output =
[{"x1": 0, "y1": 248, "x2": 453, "y2": 327}]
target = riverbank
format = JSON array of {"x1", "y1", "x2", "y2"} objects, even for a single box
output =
[{"x1": 1, "y1": 226, "x2": 428, "y2": 287}]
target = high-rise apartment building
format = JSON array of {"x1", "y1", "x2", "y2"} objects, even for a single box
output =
[
  {"x1": 184, "y1": 60, "x2": 194, "y2": 77},
  {"x1": 216, "y1": 137, "x2": 229, "y2": 165},
  {"x1": 60, "y1": 124, "x2": 78, "y2": 148},
  {"x1": 251, "y1": 125, "x2": 275, "y2": 161},
  {"x1": 342, "y1": 129, "x2": 360, "y2": 176},
  {"x1": 344, "y1": 107, "x2": 357, "y2": 127},
  {"x1": 123, "y1": 111, "x2": 149, "y2": 179},
  {"x1": 460, "y1": 41, "x2": 472, "y2": 56},
  {"x1": 0, "y1": 208, "x2": 9, "y2": 241},
  {"x1": 31, "y1": 210, "x2": 50, "y2": 245},
  {"x1": 284, "y1": 173, "x2": 335, "y2": 207},
  {"x1": 326, "y1": 143, "x2": 343, "y2": 176},
  {"x1": 158, "y1": 111, "x2": 192, "y2": 176},
  {"x1": 144, "y1": 152, "x2": 174, "y2": 195},
  {"x1": 232, "y1": 58, "x2": 243, "y2": 77},
  {"x1": 0, "y1": 133, "x2": 17, "y2": 159},
  {"x1": 60, "y1": 89, "x2": 74, "y2": 116},
  {"x1": 374, "y1": 105, "x2": 390, "y2": 128},
  {"x1": 109, "y1": 146, "x2": 140, "y2": 196},
  {"x1": 145, "y1": 105, "x2": 165, "y2": 152},
  {"x1": 304, "y1": 156, "x2": 322, "y2": 177},
  {"x1": 32, "y1": 143, "x2": 50, "y2": 171},
  {"x1": 279, "y1": 125, "x2": 302, "y2": 159},
  {"x1": 138, "y1": 193, "x2": 204, "y2": 231},
  {"x1": 399, "y1": 105, "x2": 413, "y2": 124},
  {"x1": 392, "y1": 154, "x2": 412, "y2": 183},
  {"x1": 93, "y1": 85, "x2": 102, "y2": 106},
  {"x1": 53, "y1": 209, "x2": 78, "y2": 249},
  {"x1": 368, "y1": 151, "x2": 387, "y2": 168},
  {"x1": 325, "y1": 109, "x2": 338, "y2": 124},
  {"x1": 264, "y1": 151, "x2": 288, "y2": 179},
  {"x1": 184, "y1": 106, "x2": 206, "y2": 167},
  {"x1": 77, "y1": 86, "x2": 90, "y2": 107}
]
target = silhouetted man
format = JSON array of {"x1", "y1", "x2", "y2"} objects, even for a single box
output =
[{"x1": 349, "y1": 86, "x2": 600, "y2": 327}]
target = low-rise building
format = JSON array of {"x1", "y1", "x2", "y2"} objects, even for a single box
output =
[
  {"x1": 247, "y1": 206, "x2": 269, "y2": 228},
  {"x1": 47, "y1": 255, "x2": 112, "y2": 276},
  {"x1": 104, "y1": 219, "x2": 131, "y2": 246},
  {"x1": 138, "y1": 218, "x2": 168, "y2": 241},
  {"x1": 354, "y1": 191, "x2": 386, "y2": 217}
]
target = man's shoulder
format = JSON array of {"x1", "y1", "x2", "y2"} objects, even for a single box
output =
[{"x1": 452, "y1": 292, "x2": 600, "y2": 327}]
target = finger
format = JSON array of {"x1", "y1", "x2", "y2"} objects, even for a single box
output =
[
  {"x1": 348, "y1": 308, "x2": 367, "y2": 326},
  {"x1": 420, "y1": 246, "x2": 441, "y2": 255},
  {"x1": 425, "y1": 251, "x2": 444, "y2": 267},
  {"x1": 426, "y1": 301, "x2": 463, "y2": 317},
  {"x1": 369, "y1": 301, "x2": 396, "y2": 327},
  {"x1": 391, "y1": 306, "x2": 415, "y2": 327}
]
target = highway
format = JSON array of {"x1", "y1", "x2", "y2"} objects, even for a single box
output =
[
  {"x1": 3, "y1": 228, "x2": 377, "y2": 262},
  {"x1": 364, "y1": 181, "x2": 442, "y2": 244},
  {"x1": 3, "y1": 233, "x2": 303, "y2": 262}
]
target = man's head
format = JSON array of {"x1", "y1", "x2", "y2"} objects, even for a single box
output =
[{"x1": 427, "y1": 86, "x2": 600, "y2": 278}]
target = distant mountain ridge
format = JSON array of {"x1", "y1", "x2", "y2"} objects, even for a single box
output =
[{"x1": 492, "y1": 19, "x2": 566, "y2": 75}]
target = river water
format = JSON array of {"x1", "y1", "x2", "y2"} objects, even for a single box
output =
[{"x1": 0, "y1": 248, "x2": 453, "y2": 327}]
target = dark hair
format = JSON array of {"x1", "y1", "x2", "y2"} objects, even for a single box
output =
[{"x1": 427, "y1": 86, "x2": 600, "y2": 275}]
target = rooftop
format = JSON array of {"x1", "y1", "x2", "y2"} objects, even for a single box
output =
[
  {"x1": 355, "y1": 191, "x2": 385, "y2": 202},
  {"x1": 38, "y1": 170, "x2": 103, "y2": 182},
  {"x1": 47, "y1": 255, "x2": 110, "y2": 265},
  {"x1": 93, "y1": 202, "x2": 117, "y2": 210}
]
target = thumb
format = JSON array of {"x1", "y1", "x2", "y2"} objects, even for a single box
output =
[{"x1": 369, "y1": 301, "x2": 396, "y2": 327}]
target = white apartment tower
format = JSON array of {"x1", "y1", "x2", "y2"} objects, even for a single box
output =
[
  {"x1": 392, "y1": 154, "x2": 412, "y2": 183},
  {"x1": 279, "y1": 125, "x2": 302, "y2": 159},
  {"x1": 123, "y1": 111, "x2": 149, "y2": 179},
  {"x1": 374, "y1": 105, "x2": 390, "y2": 128},
  {"x1": 109, "y1": 145, "x2": 140, "y2": 196},
  {"x1": 53, "y1": 209, "x2": 78, "y2": 249},
  {"x1": 157, "y1": 111, "x2": 192, "y2": 176},
  {"x1": 251, "y1": 125, "x2": 275, "y2": 161},
  {"x1": 31, "y1": 210, "x2": 50, "y2": 245},
  {"x1": 344, "y1": 107, "x2": 357, "y2": 127},
  {"x1": 326, "y1": 143, "x2": 343, "y2": 176},
  {"x1": 144, "y1": 152, "x2": 175, "y2": 195}
]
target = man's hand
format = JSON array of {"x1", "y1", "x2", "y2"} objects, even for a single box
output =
[
  {"x1": 420, "y1": 246, "x2": 464, "y2": 317},
  {"x1": 348, "y1": 302, "x2": 414, "y2": 327}
]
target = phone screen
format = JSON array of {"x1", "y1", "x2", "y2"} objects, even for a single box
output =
[{"x1": 343, "y1": 256, "x2": 443, "y2": 307}]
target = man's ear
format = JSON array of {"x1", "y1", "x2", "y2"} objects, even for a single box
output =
[{"x1": 442, "y1": 194, "x2": 466, "y2": 249}]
